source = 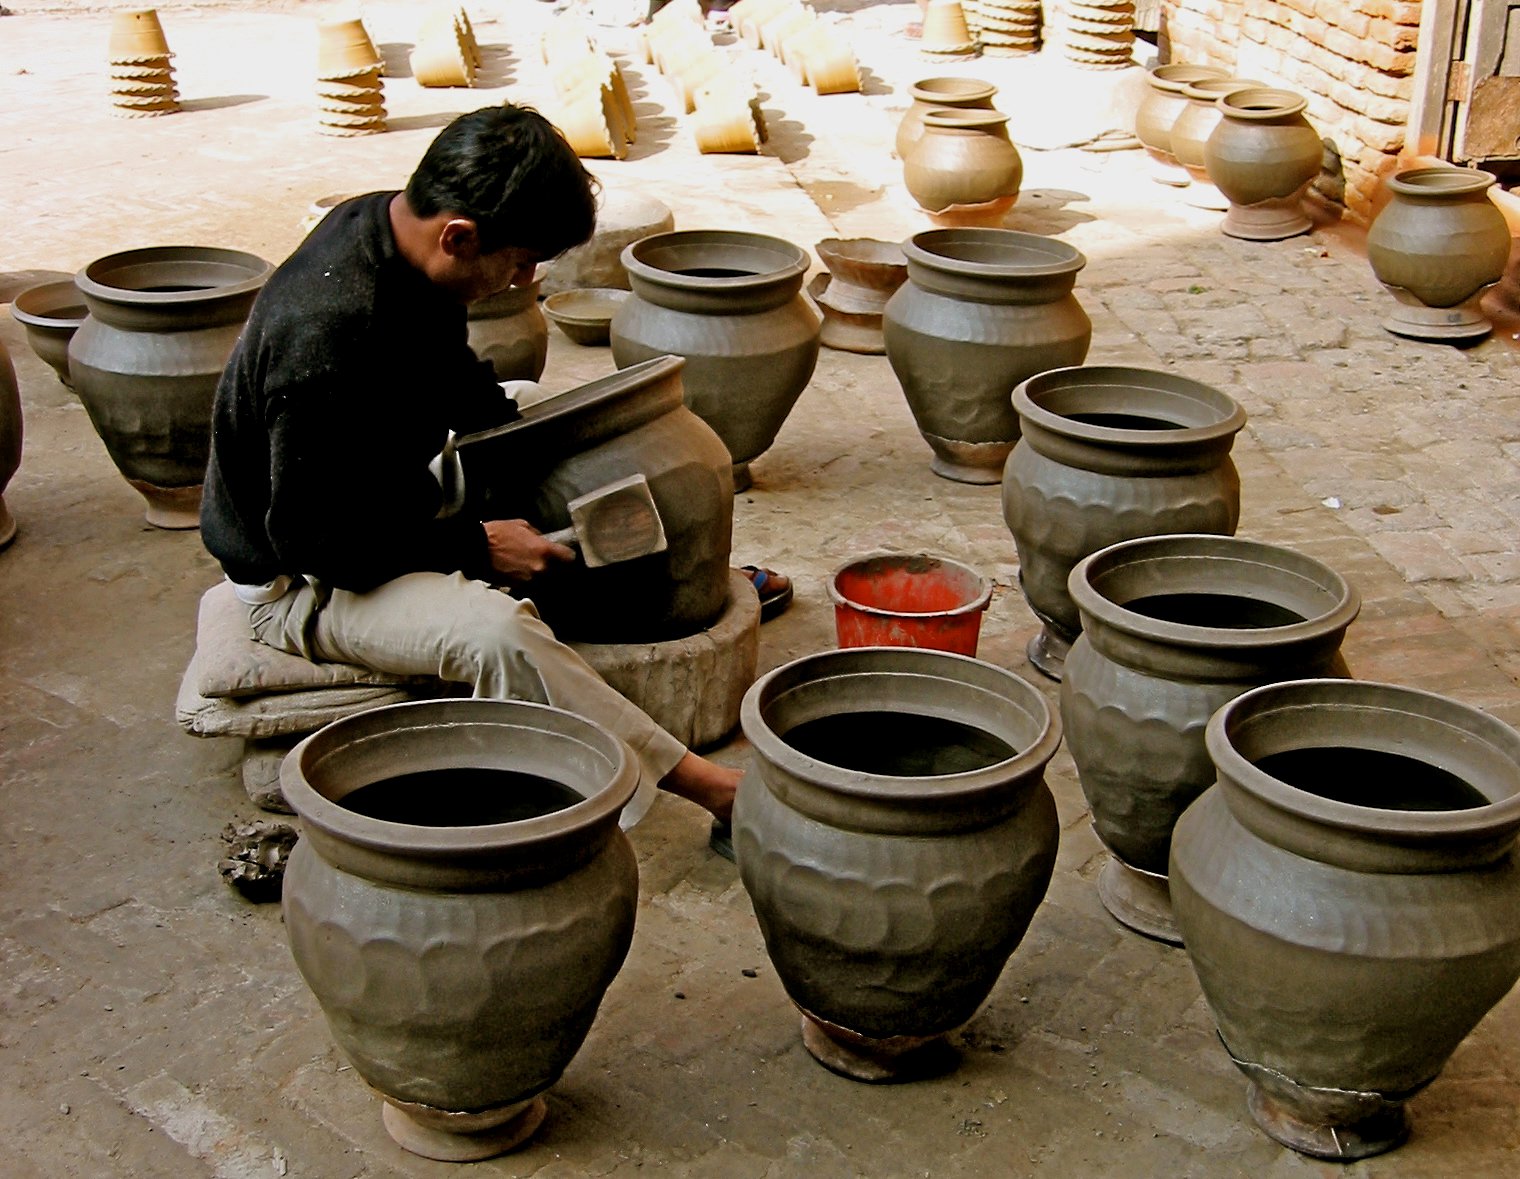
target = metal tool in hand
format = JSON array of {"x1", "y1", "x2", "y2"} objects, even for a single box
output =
[{"x1": 543, "y1": 473, "x2": 668, "y2": 567}]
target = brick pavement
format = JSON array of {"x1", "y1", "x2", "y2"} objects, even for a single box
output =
[{"x1": 1, "y1": 2, "x2": 1518, "y2": 1175}]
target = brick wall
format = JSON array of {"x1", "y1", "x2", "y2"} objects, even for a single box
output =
[{"x1": 1160, "y1": 0, "x2": 1423, "y2": 223}]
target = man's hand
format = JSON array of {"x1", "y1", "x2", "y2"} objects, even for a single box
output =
[{"x1": 483, "y1": 518, "x2": 576, "y2": 582}]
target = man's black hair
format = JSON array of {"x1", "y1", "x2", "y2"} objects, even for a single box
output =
[{"x1": 405, "y1": 104, "x2": 598, "y2": 259}]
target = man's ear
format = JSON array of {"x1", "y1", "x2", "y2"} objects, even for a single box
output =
[{"x1": 438, "y1": 218, "x2": 482, "y2": 260}]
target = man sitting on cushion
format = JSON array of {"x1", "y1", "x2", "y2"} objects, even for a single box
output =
[{"x1": 200, "y1": 104, "x2": 788, "y2": 839}]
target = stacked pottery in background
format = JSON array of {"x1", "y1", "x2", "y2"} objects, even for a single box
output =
[
  {"x1": 315, "y1": 18, "x2": 386, "y2": 136},
  {"x1": 543, "y1": 18, "x2": 635, "y2": 160},
  {"x1": 108, "y1": 9, "x2": 179, "y2": 118},
  {"x1": 1134, "y1": 63, "x2": 1226, "y2": 186},
  {"x1": 640, "y1": 4, "x2": 766, "y2": 155},
  {"x1": 920, "y1": 0, "x2": 978, "y2": 60},
  {"x1": 1061, "y1": 0, "x2": 1135, "y2": 70},
  {"x1": 976, "y1": 0, "x2": 1041, "y2": 56},
  {"x1": 412, "y1": 7, "x2": 477, "y2": 88}
]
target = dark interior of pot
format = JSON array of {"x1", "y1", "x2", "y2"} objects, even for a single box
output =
[
  {"x1": 336, "y1": 766, "x2": 585, "y2": 826},
  {"x1": 1035, "y1": 381, "x2": 1234, "y2": 430},
  {"x1": 85, "y1": 248, "x2": 269, "y2": 294},
  {"x1": 917, "y1": 230, "x2": 1077, "y2": 270},
  {"x1": 1251, "y1": 745, "x2": 1489, "y2": 812},
  {"x1": 636, "y1": 239, "x2": 797, "y2": 280},
  {"x1": 780, "y1": 709, "x2": 1015, "y2": 777},
  {"x1": 1121, "y1": 593, "x2": 1306, "y2": 628}
]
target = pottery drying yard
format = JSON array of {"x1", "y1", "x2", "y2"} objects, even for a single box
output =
[{"x1": 4, "y1": 0, "x2": 1520, "y2": 1175}]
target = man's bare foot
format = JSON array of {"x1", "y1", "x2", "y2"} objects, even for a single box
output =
[{"x1": 658, "y1": 751, "x2": 741, "y2": 825}]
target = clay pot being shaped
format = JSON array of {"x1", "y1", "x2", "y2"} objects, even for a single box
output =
[
  {"x1": 1366, "y1": 166, "x2": 1513, "y2": 342},
  {"x1": 466, "y1": 280, "x2": 549, "y2": 381},
  {"x1": 610, "y1": 230, "x2": 821, "y2": 492},
  {"x1": 1134, "y1": 63, "x2": 1227, "y2": 185},
  {"x1": 280, "y1": 698, "x2": 640, "y2": 1162},
  {"x1": 1061, "y1": 534, "x2": 1359, "y2": 943},
  {"x1": 10, "y1": 280, "x2": 88, "y2": 388},
  {"x1": 454, "y1": 355, "x2": 734, "y2": 643},
  {"x1": 1171, "y1": 679, "x2": 1520, "y2": 1161},
  {"x1": 0, "y1": 337, "x2": 20, "y2": 549},
  {"x1": 69, "y1": 246, "x2": 272, "y2": 528},
  {"x1": 895, "y1": 76, "x2": 998, "y2": 161},
  {"x1": 902, "y1": 109, "x2": 1023, "y2": 222},
  {"x1": 812, "y1": 237, "x2": 908, "y2": 355},
  {"x1": 1171, "y1": 77, "x2": 1266, "y2": 211},
  {"x1": 733, "y1": 646, "x2": 1062, "y2": 1082},
  {"x1": 884, "y1": 228, "x2": 1092, "y2": 485},
  {"x1": 1002, "y1": 365, "x2": 1246, "y2": 680},
  {"x1": 1204, "y1": 87, "x2": 1323, "y2": 241}
]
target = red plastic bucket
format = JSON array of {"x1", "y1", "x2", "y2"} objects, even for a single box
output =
[{"x1": 828, "y1": 553, "x2": 994, "y2": 655}]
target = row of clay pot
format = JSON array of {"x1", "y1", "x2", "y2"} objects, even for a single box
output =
[
  {"x1": 1136, "y1": 62, "x2": 1514, "y2": 340},
  {"x1": 542, "y1": 18, "x2": 638, "y2": 159},
  {"x1": 412, "y1": 7, "x2": 480, "y2": 88},
  {"x1": 638, "y1": 4, "x2": 767, "y2": 154},
  {"x1": 108, "y1": 9, "x2": 180, "y2": 117},
  {"x1": 895, "y1": 76, "x2": 1023, "y2": 225},
  {"x1": 728, "y1": 0, "x2": 862, "y2": 94},
  {"x1": 315, "y1": 18, "x2": 387, "y2": 136}
]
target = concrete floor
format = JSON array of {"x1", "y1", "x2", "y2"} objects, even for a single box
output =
[{"x1": 3, "y1": 1, "x2": 1519, "y2": 1175}]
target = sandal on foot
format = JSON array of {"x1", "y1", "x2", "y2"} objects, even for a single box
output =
[
  {"x1": 709, "y1": 819, "x2": 735, "y2": 862},
  {"x1": 741, "y1": 565, "x2": 794, "y2": 622}
]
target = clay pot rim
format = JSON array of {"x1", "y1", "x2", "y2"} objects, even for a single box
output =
[
  {"x1": 280, "y1": 697, "x2": 639, "y2": 856},
  {"x1": 543, "y1": 286, "x2": 629, "y2": 329},
  {"x1": 740, "y1": 645, "x2": 1063, "y2": 799},
  {"x1": 907, "y1": 75, "x2": 997, "y2": 104},
  {"x1": 1068, "y1": 533, "x2": 1360, "y2": 651},
  {"x1": 622, "y1": 229, "x2": 809, "y2": 288},
  {"x1": 1180, "y1": 76, "x2": 1267, "y2": 102},
  {"x1": 920, "y1": 107, "x2": 1012, "y2": 130},
  {"x1": 1217, "y1": 87, "x2": 1308, "y2": 120},
  {"x1": 76, "y1": 245, "x2": 272, "y2": 306},
  {"x1": 1013, "y1": 364, "x2": 1247, "y2": 445},
  {"x1": 815, "y1": 237, "x2": 908, "y2": 276},
  {"x1": 826, "y1": 552, "x2": 994, "y2": 620},
  {"x1": 1386, "y1": 165, "x2": 1497, "y2": 199},
  {"x1": 463, "y1": 354, "x2": 685, "y2": 448},
  {"x1": 10, "y1": 280, "x2": 88, "y2": 329},
  {"x1": 1147, "y1": 63, "x2": 1227, "y2": 92},
  {"x1": 904, "y1": 228, "x2": 1085, "y2": 279},
  {"x1": 1206, "y1": 678, "x2": 1520, "y2": 838}
]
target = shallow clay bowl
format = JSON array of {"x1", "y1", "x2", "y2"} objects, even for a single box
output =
[{"x1": 543, "y1": 288, "x2": 628, "y2": 346}]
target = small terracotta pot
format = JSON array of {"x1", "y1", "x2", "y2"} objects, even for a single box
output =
[
  {"x1": 548, "y1": 91, "x2": 626, "y2": 160},
  {"x1": 1134, "y1": 63, "x2": 1227, "y2": 184},
  {"x1": 692, "y1": 98, "x2": 763, "y2": 154},
  {"x1": 921, "y1": 0, "x2": 974, "y2": 51},
  {"x1": 1204, "y1": 88, "x2": 1322, "y2": 241},
  {"x1": 10, "y1": 280, "x2": 88, "y2": 388},
  {"x1": 805, "y1": 41, "x2": 861, "y2": 95},
  {"x1": 412, "y1": 36, "x2": 475, "y2": 88},
  {"x1": 1172, "y1": 679, "x2": 1520, "y2": 1161},
  {"x1": 108, "y1": 9, "x2": 172, "y2": 62},
  {"x1": 466, "y1": 281, "x2": 548, "y2": 382},
  {"x1": 316, "y1": 17, "x2": 382, "y2": 80},
  {"x1": 903, "y1": 108, "x2": 1023, "y2": 214},
  {"x1": 1366, "y1": 166, "x2": 1512, "y2": 342}
]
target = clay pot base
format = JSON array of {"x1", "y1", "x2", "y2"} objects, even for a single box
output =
[
  {"x1": 0, "y1": 496, "x2": 15, "y2": 549},
  {"x1": 799, "y1": 1012, "x2": 958, "y2": 1083},
  {"x1": 381, "y1": 1095, "x2": 548, "y2": 1162},
  {"x1": 1221, "y1": 193, "x2": 1313, "y2": 242},
  {"x1": 921, "y1": 430, "x2": 1012, "y2": 485},
  {"x1": 1025, "y1": 623, "x2": 1072, "y2": 681},
  {"x1": 1380, "y1": 291, "x2": 1495, "y2": 342},
  {"x1": 1097, "y1": 855, "x2": 1181, "y2": 944},
  {"x1": 128, "y1": 480, "x2": 202, "y2": 529},
  {"x1": 1246, "y1": 1082, "x2": 1409, "y2": 1162},
  {"x1": 810, "y1": 275, "x2": 886, "y2": 354},
  {"x1": 731, "y1": 460, "x2": 753, "y2": 493},
  {"x1": 923, "y1": 194, "x2": 1017, "y2": 229}
]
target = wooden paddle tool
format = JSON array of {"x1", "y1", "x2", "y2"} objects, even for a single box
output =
[{"x1": 542, "y1": 473, "x2": 669, "y2": 567}]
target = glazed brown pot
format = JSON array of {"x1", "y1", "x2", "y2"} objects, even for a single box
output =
[
  {"x1": 69, "y1": 245, "x2": 272, "y2": 528},
  {"x1": 1061, "y1": 534, "x2": 1359, "y2": 942},
  {"x1": 10, "y1": 279, "x2": 87, "y2": 388},
  {"x1": 1172, "y1": 679, "x2": 1520, "y2": 1162},
  {"x1": 884, "y1": 229, "x2": 1091, "y2": 485},
  {"x1": 455, "y1": 355, "x2": 734, "y2": 643},
  {"x1": 902, "y1": 109, "x2": 1023, "y2": 216},
  {"x1": 1366, "y1": 166, "x2": 1512, "y2": 342},
  {"x1": 280, "y1": 698, "x2": 641, "y2": 1162},
  {"x1": 0, "y1": 337, "x2": 20, "y2": 549},
  {"x1": 733, "y1": 646, "x2": 1062, "y2": 1082},
  {"x1": 1134, "y1": 63, "x2": 1227, "y2": 184},
  {"x1": 610, "y1": 230, "x2": 821, "y2": 492},
  {"x1": 895, "y1": 76, "x2": 999, "y2": 161},
  {"x1": 466, "y1": 280, "x2": 549, "y2": 381},
  {"x1": 1170, "y1": 77, "x2": 1266, "y2": 211},
  {"x1": 1204, "y1": 88, "x2": 1322, "y2": 241},
  {"x1": 1002, "y1": 365, "x2": 1247, "y2": 680}
]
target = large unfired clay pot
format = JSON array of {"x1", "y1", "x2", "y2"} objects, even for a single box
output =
[
  {"x1": 611, "y1": 230, "x2": 821, "y2": 492},
  {"x1": 1002, "y1": 365, "x2": 1246, "y2": 680},
  {"x1": 280, "y1": 698, "x2": 640, "y2": 1162},
  {"x1": 10, "y1": 279, "x2": 87, "y2": 388},
  {"x1": 1171, "y1": 77, "x2": 1266, "y2": 211},
  {"x1": 0, "y1": 337, "x2": 20, "y2": 549},
  {"x1": 733, "y1": 645, "x2": 1062, "y2": 1082},
  {"x1": 884, "y1": 229, "x2": 1091, "y2": 485},
  {"x1": 1366, "y1": 165, "x2": 1512, "y2": 342},
  {"x1": 1061, "y1": 534, "x2": 1359, "y2": 943},
  {"x1": 902, "y1": 109, "x2": 1023, "y2": 216},
  {"x1": 1171, "y1": 679, "x2": 1520, "y2": 1161},
  {"x1": 69, "y1": 246, "x2": 272, "y2": 528},
  {"x1": 1204, "y1": 87, "x2": 1322, "y2": 241},
  {"x1": 455, "y1": 355, "x2": 734, "y2": 643},
  {"x1": 466, "y1": 280, "x2": 548, "y2": 381},
  {"x1": 895, "y1": 75, "x2": 998, "y2": 160},
  {"x1": 1134, "y1": 63, "x2": 1227, "y2": 185}
]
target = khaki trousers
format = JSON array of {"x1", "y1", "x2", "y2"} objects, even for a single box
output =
[{"x1": 249, "y1": 571, "x2": 686, "y2": 801}]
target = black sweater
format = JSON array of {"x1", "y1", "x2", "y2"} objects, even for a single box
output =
[{"x1": 201, "y1": 193, "x2": 516, "y2": 592}]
